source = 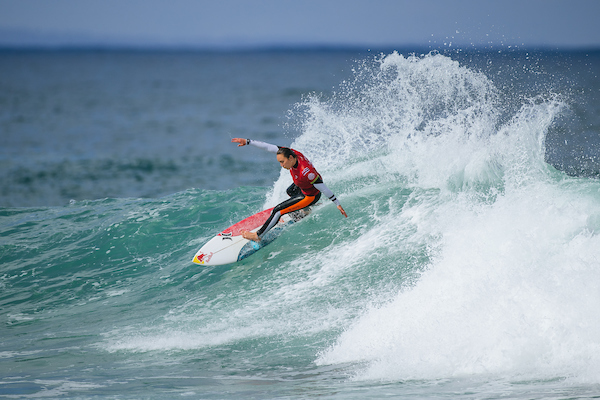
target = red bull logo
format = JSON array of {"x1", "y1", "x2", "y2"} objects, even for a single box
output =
[{"x1": 193, "y1": 252, "x2": 213, "y2": 264}]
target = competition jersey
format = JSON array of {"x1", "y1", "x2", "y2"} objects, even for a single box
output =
[
  {"x1": 247, "y1": 140, "x2": 338, "y2": 201},
  {"x1": 289, "y1": 149, "x2": 321, "y2": 196}
]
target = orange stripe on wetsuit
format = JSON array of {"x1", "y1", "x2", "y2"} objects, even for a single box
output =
[
  {"x1": 279, "y1": 194, "x2": 316, "y2": 215},
  {"x1": 255, "y1": 192, "x2": 321, "y2": 238}
]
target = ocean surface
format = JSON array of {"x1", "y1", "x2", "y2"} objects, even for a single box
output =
[{"x1": 1, "y1": 48, "x2": 600, "y2": 399}]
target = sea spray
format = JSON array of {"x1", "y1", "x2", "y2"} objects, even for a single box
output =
[
  {"x1": 305, "y1": 53, "x2": 600, "y2": 383},
  {"x1": 288, "y1": 52, "x2": 499, "y2": 171}
]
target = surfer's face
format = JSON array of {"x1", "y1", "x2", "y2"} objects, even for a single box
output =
[{"x1": 277, "y1": 154, "x2": 296, "y2": 170}]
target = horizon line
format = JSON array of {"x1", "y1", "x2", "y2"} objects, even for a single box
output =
[{"x1": 1, "y1": 42, "x2": 599, "y2": 53}]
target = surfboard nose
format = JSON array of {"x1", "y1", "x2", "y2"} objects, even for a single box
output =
[{"x1": 193, "y1": 252, "x2": 212, "y2": 264}]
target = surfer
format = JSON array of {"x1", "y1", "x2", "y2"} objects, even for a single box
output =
[{"x1": 232, "y1": 138, "x2": 347, "y2": 242}]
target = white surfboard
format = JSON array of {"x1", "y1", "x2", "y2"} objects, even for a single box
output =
[{"x1": 192, "y1": 207, "x2": 308, "y2": 266}]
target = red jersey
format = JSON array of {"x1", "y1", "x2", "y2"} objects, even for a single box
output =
[{"x1": 289, "y1": 149, "x2": 321, "y2": 196}]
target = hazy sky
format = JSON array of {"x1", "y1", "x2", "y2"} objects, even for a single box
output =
[{"x1": 1, "y1": 0, "x2": 599, "y2": 49}]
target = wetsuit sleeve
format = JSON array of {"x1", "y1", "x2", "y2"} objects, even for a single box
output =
[
  {"x1": 313, "y1": 182, "x2": 341, "y2": 206},
  {"x1": 247, "y1": 139, "x2": 279, "y2": 153}
]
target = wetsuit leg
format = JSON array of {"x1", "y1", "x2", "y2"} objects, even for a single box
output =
[{"x1": 256, "y1": 192, "x2": 321, "y2": 238}]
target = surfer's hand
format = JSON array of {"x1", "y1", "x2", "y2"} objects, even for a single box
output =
[
  {"x1": 232, "y1": 138, "x2": 247, "y2": 147},
  {"x1": 338, "y1": 205, "x2": 348, "y2": 218}
]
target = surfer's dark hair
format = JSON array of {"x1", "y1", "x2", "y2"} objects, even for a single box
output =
[{"x1": 277, "y1": 147, "x2": 296, "y2": 158}]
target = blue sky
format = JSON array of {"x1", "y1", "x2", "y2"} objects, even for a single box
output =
[{"x1": 1, "y1": 0, "x2": 599, "y2": 49}]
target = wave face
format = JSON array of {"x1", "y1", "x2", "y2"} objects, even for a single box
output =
[{"x1": 2, "y1": 51, "x2": 600, "y2": 398}]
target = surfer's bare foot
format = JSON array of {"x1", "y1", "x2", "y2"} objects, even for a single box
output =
[{"x1": 241, "y1": 230, "x2": 260, "y2": 242}]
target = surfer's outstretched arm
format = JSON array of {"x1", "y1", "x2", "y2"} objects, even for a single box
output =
[{"x1": 232, "y1": 138, "x2": 278, "y2": 153}]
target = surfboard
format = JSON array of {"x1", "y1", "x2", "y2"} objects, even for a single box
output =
[{"x1": 192, "y1": 207, "x2": 309, "y2": 266}]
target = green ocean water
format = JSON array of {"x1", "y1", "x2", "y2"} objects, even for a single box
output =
[{"x1": 2, "y1": 50, "x2": 600, "y2": 398}]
